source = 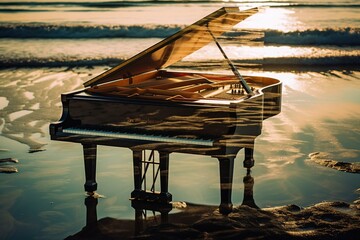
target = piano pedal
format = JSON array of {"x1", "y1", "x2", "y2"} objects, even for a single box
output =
[
  {"x1": 84, "y1": 181, "x2": 97, "y2": 193},
  {"x1": 131, "y1": 190, "x2": 172, "y2": 204},
  {"x1": 131, "y1": 199, "x2": 173, "y2": 213}
]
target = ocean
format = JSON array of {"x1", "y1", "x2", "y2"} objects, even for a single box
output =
[
  {"x1": 0, "y1": 0, "x2": 359, "y2": 68},
  {"x1": 0, "y1": 0, "x2": 359, "y2": 239}
]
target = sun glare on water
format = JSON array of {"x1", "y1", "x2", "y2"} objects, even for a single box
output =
[{"x1": 238, "y1": 7, "x2": 302, "y2": 32}]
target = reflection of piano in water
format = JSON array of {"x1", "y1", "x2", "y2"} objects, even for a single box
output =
[
  {"x1": 66, "y1": 169, "x2": 258, "y2": 240},
  {"x1": 50, "y1": 7, "x2": 281, "y2": 214}
]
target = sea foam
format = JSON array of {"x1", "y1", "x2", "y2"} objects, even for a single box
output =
[{"x1": 0, "y1": 24, "x2": 359, "y2": 47}]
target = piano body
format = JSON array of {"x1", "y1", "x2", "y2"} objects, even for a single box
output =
[{"x1": 50, "y1": 7, "x2": 281, "y2": 214}]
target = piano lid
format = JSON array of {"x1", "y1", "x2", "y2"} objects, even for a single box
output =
[{"x1": 84, "y1": 7, "x2": 258, "y2": 87}]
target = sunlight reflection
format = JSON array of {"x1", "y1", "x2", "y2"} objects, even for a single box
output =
[
  {"x1": 247, "y1": 71, "x2": 305, "y2": 93},
  {"x1": 249, "y1": 71, "x2": 360, "y2": 185},
  {"x1": 183, "y1": 45, "x2": 357, "y2": 62},
  {"x1": 237, "y1": 8, "x2": 301, "y2": 31}
]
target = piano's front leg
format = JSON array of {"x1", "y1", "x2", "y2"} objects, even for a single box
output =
[
  {"x1": 83, "y1": 144, "x2": 98, "y2": 193},
  {"x1": 132, "y1": 150, "x2": 142, "y2": 193}
]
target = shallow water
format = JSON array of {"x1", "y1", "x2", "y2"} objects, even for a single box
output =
[
  {"x1": 0, "y1": 0, "x2": 359, "y2": 239},
  {"x1": 0, "y1": 68, "x2": 359, "y2": 239}
]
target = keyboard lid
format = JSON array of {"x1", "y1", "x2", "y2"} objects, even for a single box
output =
[{"x1": 83, "y1": 7, "x2": 258, "y2": 87}]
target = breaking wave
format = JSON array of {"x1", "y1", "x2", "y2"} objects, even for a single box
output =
[
  {"x1": 1, "y1": 24, "x2": 359, "y2": 46},
  {"x1": 1, "y1": 56, "x2": 359, "y2": 69},
  {"x1": 264, "y1": 28, "x2": 360, "y2": 46},
  {"x1": 0, "y1": 24, "x2": 182, "y2": 39},
  {"x1": 0, "y1": 57, "x2": 125, "y2": 68}
]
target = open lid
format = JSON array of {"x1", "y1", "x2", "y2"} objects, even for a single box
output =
[{"x1": 84, "y1": 7, "x2": 258, "y2": 87}]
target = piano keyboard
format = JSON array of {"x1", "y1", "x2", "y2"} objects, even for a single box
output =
[{"x1": 62, "y1": 127, "x2": 214, "y2": 146}]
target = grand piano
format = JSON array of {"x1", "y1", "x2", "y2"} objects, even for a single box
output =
[{"x1": 50, "y1": 7, "x2": 282, "y2": 214}]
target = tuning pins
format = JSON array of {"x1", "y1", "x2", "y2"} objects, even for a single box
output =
[{"x1": 230, "y1": 83, "x2": 244, "y2": 95}]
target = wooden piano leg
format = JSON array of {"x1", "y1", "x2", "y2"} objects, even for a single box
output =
[
  {"x1": 159, "y1": 151, "x2": 172, "y2": 202},
  {"x1": 218, "y1": 156, "x2": 235, "y2": 214},
  {"x1": 243, "y1": 147, "x2": 255, "y2": 169},
  {"x1": 83, "y1": 144, "x2": 97, "y2": 193},
  {"x1": 132, "y1": 150, "x2": 142, "y2": 194}
]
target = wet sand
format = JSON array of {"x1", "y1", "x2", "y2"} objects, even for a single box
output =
[
  {"x1": 0, "y1": 67, "x2": 106, "y2": 152},
  {"x1": 65, "y1": 167, "x2": 360, "y2": 240},
  {"x1": 66, "y1": 199, "x2": 360, "y2": 240},
  {"x1": 308, "y1": 152, "x2": 360, "y2": 173}
]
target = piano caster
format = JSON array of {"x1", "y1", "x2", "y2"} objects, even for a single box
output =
[
  {"x1": 84, "y1": 182, "x2": 98, "y2": 193},
  {"x1": 219, "y1": 203, "x2": 233, "y2": 215},
  {"x1": 243, "y1": 147, "x2": 254, "y2": 169}
]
